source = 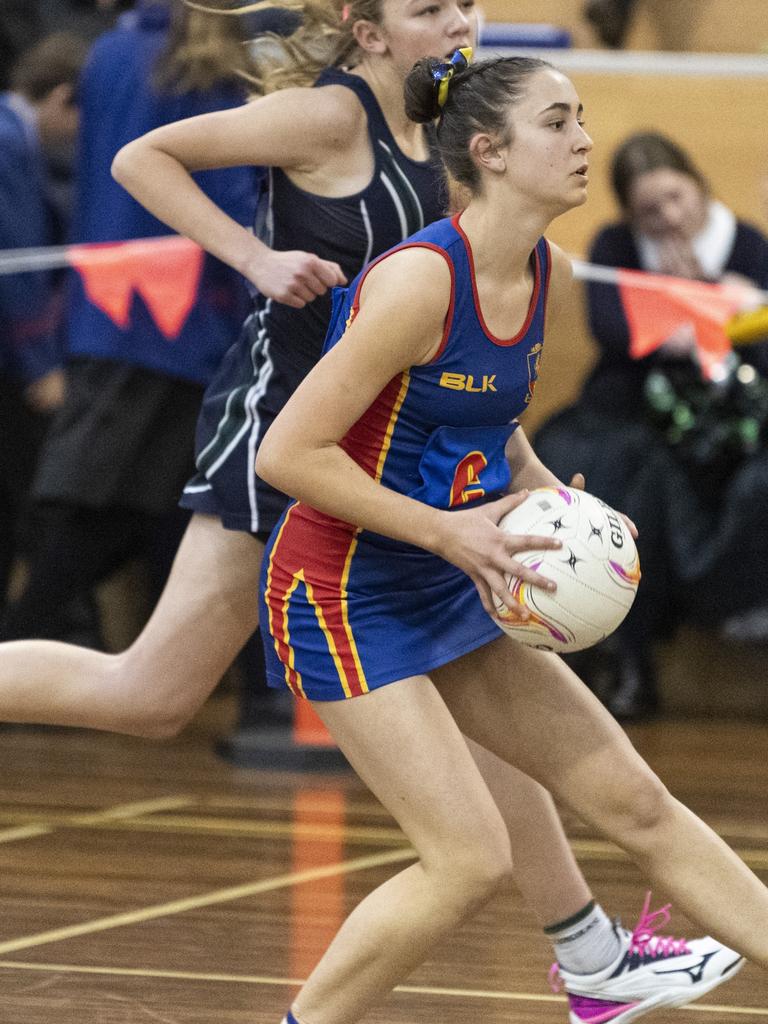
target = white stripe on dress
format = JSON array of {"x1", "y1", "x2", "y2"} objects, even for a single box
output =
[
  {"x1": 359, "y1": 198, "x2": 374, "y2": 267},
  {"x1": 379, "y1": 171, "x2": 408, "y2": 240},
  {"x1": 378, "y1": 140, "x2": 425, "y2": 231}
]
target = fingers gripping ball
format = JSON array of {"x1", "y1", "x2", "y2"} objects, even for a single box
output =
[{"x1": 494, "y1": 487, "x2": 640, "y2": 653}]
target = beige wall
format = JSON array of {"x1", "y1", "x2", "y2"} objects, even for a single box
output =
[{"x1": 480, "y1": 0, "x2": 768, "y2": 53}]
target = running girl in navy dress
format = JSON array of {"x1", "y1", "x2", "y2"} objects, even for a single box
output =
[
  {"x1": 256, "y1": 52, "x2": 768, "y2": 1024},
  {"x1": 0, "y1": 8, "x2": 746, "y2": 1020}
]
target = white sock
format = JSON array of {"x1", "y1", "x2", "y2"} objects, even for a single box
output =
[{"x1": 545, "y1": 900, "x2": 621, "y2": 975}]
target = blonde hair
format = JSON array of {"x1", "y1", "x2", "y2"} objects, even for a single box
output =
[
  {"x1": 155, "y1": 2, "x2": 261, "y2": 93},
  {"x1": 182, "y1": 0, "x2": 384, "y2": 94}
]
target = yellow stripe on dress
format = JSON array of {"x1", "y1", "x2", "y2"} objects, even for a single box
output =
[
  {"x1": 264, "y1": 507, "x2": 306, "y2": 698},
  {"x1": 374, "y1": 370, "x2": 410, "y2": 483},
  {"x1": 303, "y1": 576, "x2": 353, "y2": 700},
  {"x1": 280, "y1": 572, "x2": 306, "y2": 697},
  {"x1": 338, "y1": 369, "x2": 412, "y2": 696},
  {"x1": 338, "y1": 535, "x2": 367, "y2": 694}
]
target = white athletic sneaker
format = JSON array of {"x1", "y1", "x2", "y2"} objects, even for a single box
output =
[{"x1": 549, "y1": 893, "x2": 745, "y2": 1024}]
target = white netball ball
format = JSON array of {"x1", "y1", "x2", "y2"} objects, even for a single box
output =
[{"x1": 494, "y1": 486, "x2": 640, "y2": 653}]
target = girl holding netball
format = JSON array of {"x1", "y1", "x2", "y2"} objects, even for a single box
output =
[
  {"x1": 0, "y1": 6, "x2": 746, "y2": 1019},
  {"x1": 255, "y1": 51, "x2": 767, "y2": 1024}
]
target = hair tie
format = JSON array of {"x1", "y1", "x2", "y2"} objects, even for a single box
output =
[
  {"x1": 432, "y1": 46, "x2": 473, "y2": 109},
  {"x1": 341, "y1": 3, "x2": 351, "y2": 21}
]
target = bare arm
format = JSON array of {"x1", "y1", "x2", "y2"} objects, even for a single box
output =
[
  {"x1": 543, "y1": 240, "x2": 575, "y2": 329},
  {"x1": 256, "y1": 247, "x2": 562, "y2": 615},
  {"x1": 111, "y1": 88, "x2": 356, "y2": 306},
  {"x1": 510, "y1": 242, "x2": 637, "y2": 533},
  {"x1": 508, "y1": 242, "x2": 585, "y2": 490},
  {"x1": 505, "y1": 427, "x2": 563, "y2": 492}
]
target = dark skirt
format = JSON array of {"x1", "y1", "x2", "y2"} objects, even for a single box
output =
[{"x1": 33, "y1": 357, "x2": 203, "y2": 515}]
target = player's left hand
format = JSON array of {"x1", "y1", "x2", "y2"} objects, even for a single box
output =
[
  {"x1": 568, "y1": 472, "x2": 637, "y2": 540},
  {"x1": 431, "y1": 491, "x2": 563, "y2": 620}
]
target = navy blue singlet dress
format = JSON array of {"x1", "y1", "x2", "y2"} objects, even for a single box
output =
[
  {"x1": 180, "y1": 68, "x2": 445, "y2": 536},
  {"x1": 260, "y1": 214, "x2": 552, "y2": 700}
]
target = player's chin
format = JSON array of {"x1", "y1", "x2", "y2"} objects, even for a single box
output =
[
  {"x1": 550, "y1": 187, "x2": 587, "y2": 214},
  {"x1": 568, "y1": 182, "x2": 589, "y2": 206}
]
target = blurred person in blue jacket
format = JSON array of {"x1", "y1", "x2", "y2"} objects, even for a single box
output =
[
  {"x1": 0, "y1": 32, "x2": 88, "y2": 614},
  {"x1": 0, "y1": 0, "x2": 261, "y2": 647}
]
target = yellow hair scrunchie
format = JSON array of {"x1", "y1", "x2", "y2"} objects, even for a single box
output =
[{"x1": 433, "y1": 46, "x2": 473, "y2": 109}]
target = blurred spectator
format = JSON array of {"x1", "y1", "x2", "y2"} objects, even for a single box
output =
[
  {"x1": 38, "y1": 0, "x2": 136, "y2": 41},
  {"x1": 583, "y1": 0, "x2": 637, "y2": 48},
  {"x1": 0, "y1": 3, "x2": 44, "y2": 90},
  {"x1": 0, "y1": 0, "x2": 260, "y2": 645},
  {"x1": 0, "y1": 2, "x2": 133, "y2": 91},
  {"x1": 0, "y1": 32, "x2": 87, "y2": 614},
  {"x1": 534, "y1": 131, "x2": 768, "y2": 719}
]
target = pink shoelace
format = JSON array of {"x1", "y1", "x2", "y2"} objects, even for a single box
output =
[
  {"x1": 628, "y1": 891, "x2": 691, "y2": 958},
  {"x1": 549, "y1": 892, "x2": 691, "y2": 993}
]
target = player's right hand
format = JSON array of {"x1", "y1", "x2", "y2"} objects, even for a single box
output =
[
  {"x1": 433, "y1": 491, "x2": 562, "y2": 619},
  {"x1": 244, "y1": 249, "x2": 347, "y2": 308}
]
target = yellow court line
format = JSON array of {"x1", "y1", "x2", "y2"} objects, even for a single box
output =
[
  {"x1": 0, "y1": 960, "x2": 764, "y2": 1017},
  {"x1": 0, "y1": 800, "x2": 765, "y2": 872},
  {"x1": 398, "y1": 983, "x2": 768, "y2": 1017},
  {"x1": 0, "y1": 810, "x2": 402, "y2": 846},
  {"x1": 9, "y1": 806, "x2": 765, "y2": 872},
  {"x1": 0, "y1": 848, "x2": 416, "y2": 955},
  {"x1": 0, "y1": 792, "x2": 766, "y2": 841},
  {"x1": 707, "y1": 821, "x2": 768, "y2": 843},
  {"x1": 0, "y1": 824, "x2": 55, "y2": 843},
  {"x1": 0, "y1": 796, "x2": 195, "y2": 846},
  {"x1": 200, "y1": 794, "x2": 396, "y2": 819},
  {"x1": 568, "y1": 838, "x2": 768, "y2": 871},
  {"x1": 0, "y1": 805, "x2": 765, "y2": 868},
  {"x1": 73, "y1": 814, "x2": 406, "y2": 846},
  {"x1": 68, "y1": 797, "x2": 197, "y2": 824}
]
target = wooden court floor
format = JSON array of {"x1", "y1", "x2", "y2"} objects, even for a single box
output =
[{"x1": 0, "y1": 693, "x2": 766, "y2": 1023}]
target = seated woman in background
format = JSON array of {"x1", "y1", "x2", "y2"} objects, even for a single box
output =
[{"x1": 534, "y1": 130, "x2": 768, "y2": 720}]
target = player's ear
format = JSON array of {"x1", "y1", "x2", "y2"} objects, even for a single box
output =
[
  {"x1": 352, "y1": 19, "x2": 387, "y2": 55},
  {"x1": 469, "y1": 132, "x2": 507, "y2": 174}
]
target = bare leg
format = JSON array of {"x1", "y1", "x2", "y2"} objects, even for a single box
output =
[
  {"x1": 435, "y1": 636, "x2": 768, "y2": 966},
  {"x1": 299, "y1": 677, "x2": 514, "y2": 1024},
  {"x1": 0, "y1": 513, "x2": 263, "y2": 737},
  {"x1": 467, "y1": 739, "x2": 591, "y2": 927}
]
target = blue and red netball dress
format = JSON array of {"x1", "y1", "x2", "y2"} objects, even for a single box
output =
[
  {"x1": 260, "y1": 214, "x2": 551, "y2": 700},
  {"x1": 180, "y1": 68, "x2": 445, "y2": 537}
]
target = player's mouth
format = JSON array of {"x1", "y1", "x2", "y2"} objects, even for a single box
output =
[{"x1": 573, "y1": 164, "x2": 589, "y2": 181}]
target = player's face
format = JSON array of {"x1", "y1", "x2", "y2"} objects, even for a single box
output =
[
  {"x1": 626, "y1": 168, "x2": 708, "y2": 239},
  {"x1": 500, "y1": 69, "x2": 593, "y2": 214},
  {"x1": 378, "y1": 0, "x2": 477, "y2": 76}
]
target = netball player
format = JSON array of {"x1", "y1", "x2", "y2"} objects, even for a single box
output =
[
  {"x1": 0, "y1": 6, "x2": 744, "y2": 1019},
  {"x1": 256, "y1": 52, "x2": 765, "y2": 1024}
]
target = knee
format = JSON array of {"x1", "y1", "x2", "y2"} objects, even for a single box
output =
[
  {"x1": 598, "y1": 769, "x2": 674, "y2": 845},
  {"x1": 136, "y1": 705, "x2": 193, "y2": 741},
  {"x1": 471, "y1": 850, "x2": 516, "y2": 904},
  {"x1": 105, "y1": 651, "x2": 200, "y2": 739},
  {"x1": 431, "y1": 829, "x2": 514, "y2": 911}
]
